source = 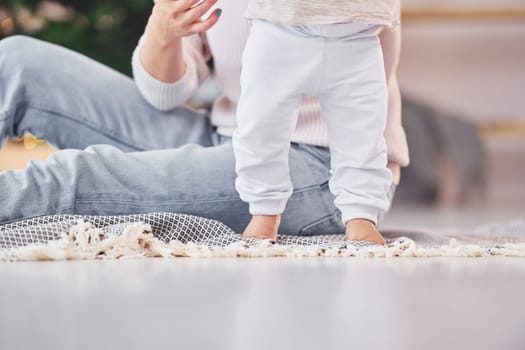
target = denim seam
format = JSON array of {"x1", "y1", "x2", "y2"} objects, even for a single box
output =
[
  {"x1": 74, "y1": 198, "x2": 241, "y2": 205},
  {"x1": 299, "y1": 209, "x2": 340, "y2": 234},
  {"x1": 74, "y1": 182, "x2": 331, "y2": 206},
  {"x1": 2, "y1": 205, "x2": 75, "y2": 225},
  {"x1": 294, "y1": 180, "x2": 329, "y2": 194},
  {"x1": 13, "y1": 100, "x2": 151, "y2": 151}
]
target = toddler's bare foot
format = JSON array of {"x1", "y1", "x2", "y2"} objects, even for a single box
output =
[
  {"x1": 242, "y1": 215, "x2": 281, "y2": 240},
  {"x1": 345, "y1": 219, "x2": 386, "y2": 245}
]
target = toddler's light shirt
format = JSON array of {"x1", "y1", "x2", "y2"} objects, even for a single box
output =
[{"x1": 246, "y1": 0, "x2": 400, "y2": 27}]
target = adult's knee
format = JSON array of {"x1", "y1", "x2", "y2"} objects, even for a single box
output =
[
  {"x1": 0, "y1": 35, "x2": 48, "y2": 79},
  {"x1": 0, "y1": 35, "x2": 38, "y2": 60},
  {"x1": 0, "y1": 34, "x2": 36, "y2": 49},
  {"x1": 0, "y1": 35, "x2": 60, "y2": 112}
]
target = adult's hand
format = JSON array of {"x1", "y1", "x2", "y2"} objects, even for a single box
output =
[
  {"x1": 141, "y1": 0, "x2": 222, "y2": 82},
  {"x1": 148, "y1": 0, "x2": 221, "y2": 48}
]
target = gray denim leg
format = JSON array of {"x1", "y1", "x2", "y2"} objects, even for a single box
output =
[
  {"x1": 0, "y1": 139, "x2": 340, "y2": 235},
  {"x1": 0, "y1": 36, "x2": 214, "y2": 151},
  {"x1": 0, "y1": 36, "x2": 396, "y2": 234}
]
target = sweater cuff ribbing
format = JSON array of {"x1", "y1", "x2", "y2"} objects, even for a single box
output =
[{"x1": 131, "y1": 46, "x2": 197, "y2": 111}]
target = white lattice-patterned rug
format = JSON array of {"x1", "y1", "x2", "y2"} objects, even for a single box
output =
[{"x1": 1, "y1": 213, "x2": 524, "y2": 261}]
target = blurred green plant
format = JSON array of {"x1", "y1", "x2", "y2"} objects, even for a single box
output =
[{"x1": 0, "y1": 0, "x2": 153, "y2": 75}]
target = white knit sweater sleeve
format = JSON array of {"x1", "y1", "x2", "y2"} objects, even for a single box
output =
[{"x1": 131, "y1": 32, "x2": 211, "y2": 111}]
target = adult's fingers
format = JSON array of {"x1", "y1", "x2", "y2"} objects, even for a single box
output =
[
  {"x1": 181, "y1": 0, "x2": 218, "y2": 24},
  {"x1": 172, "y1": 0, "x2": 202, "y2": 14},
  {"x1": 188, "y1": 9, "x2": 221, "y2": 34}
]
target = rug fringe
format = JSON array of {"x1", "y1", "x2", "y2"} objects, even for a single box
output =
[{"x1": 1, "y1": 221, "x2": 524, "y2": 262}]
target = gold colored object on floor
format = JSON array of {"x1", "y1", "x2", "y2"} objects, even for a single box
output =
[
  {"x1": 22, "y1": 134, "x2": 41, "y2": 150},
  {"x1": 0, "y1": 135, "x2": 55, "y2": 171}
]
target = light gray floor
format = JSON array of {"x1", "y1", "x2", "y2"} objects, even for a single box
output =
[
  {"x1": 1, "y1": 258, "x2": 524, "y2": 350},
  {"x1": 381, "y1": 205, "x2": 525, "y2": 235}
]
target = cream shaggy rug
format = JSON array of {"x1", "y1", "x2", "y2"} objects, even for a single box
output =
[{"x1": 1, "y1": 213, "x2": 524, "y2": 261}]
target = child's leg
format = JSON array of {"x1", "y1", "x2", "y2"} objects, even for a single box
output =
[
  {"x1": 318, "y1": 28, "x2": 392, "y2": 243},
  {"x1": 233, "y1": 21, "x2": 319, "y2": 237}
]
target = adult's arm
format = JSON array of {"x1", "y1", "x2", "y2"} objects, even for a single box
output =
[
  {"x1": 132, "y1": 0, "x2": 221, "y2": 111},
  {"x1": 380, "y1": 25, "x2": 410, "y2": 184}
]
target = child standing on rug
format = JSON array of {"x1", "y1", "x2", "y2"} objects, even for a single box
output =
[{"x1": 232, "y1": 0, "x2": 400, "y2": 244}]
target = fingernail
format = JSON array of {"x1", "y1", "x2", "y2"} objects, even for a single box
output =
[{"x1": 215, "y1": 8, "x2": 222, "y2": 17}]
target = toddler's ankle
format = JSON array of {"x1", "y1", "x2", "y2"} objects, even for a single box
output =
[
  {"x1": 242, "y1": 214, "x2": 281, "y2": 240},
  {"x1": 345, "y1": 218, "x2": 386, "y2": 245}
]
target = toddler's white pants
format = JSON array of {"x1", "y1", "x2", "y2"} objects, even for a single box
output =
[{"x1": 233, "y1": 20, "x2": 393, "y2": 225}]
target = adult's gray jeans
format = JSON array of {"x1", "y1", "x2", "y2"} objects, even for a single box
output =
[{"x1": 0, "y1": 35, "x2": 394, "y2": 234}]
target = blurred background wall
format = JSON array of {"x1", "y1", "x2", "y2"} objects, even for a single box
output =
[
  {"x1": 401, "y1": 0, "x2": 525, "y2": 124},
  {"x1": 0, "y1": 0, "x2": 524, "y2": 213},
  {"x1": 398, "y1": 0, "x2": 525, "y2": 210}
]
